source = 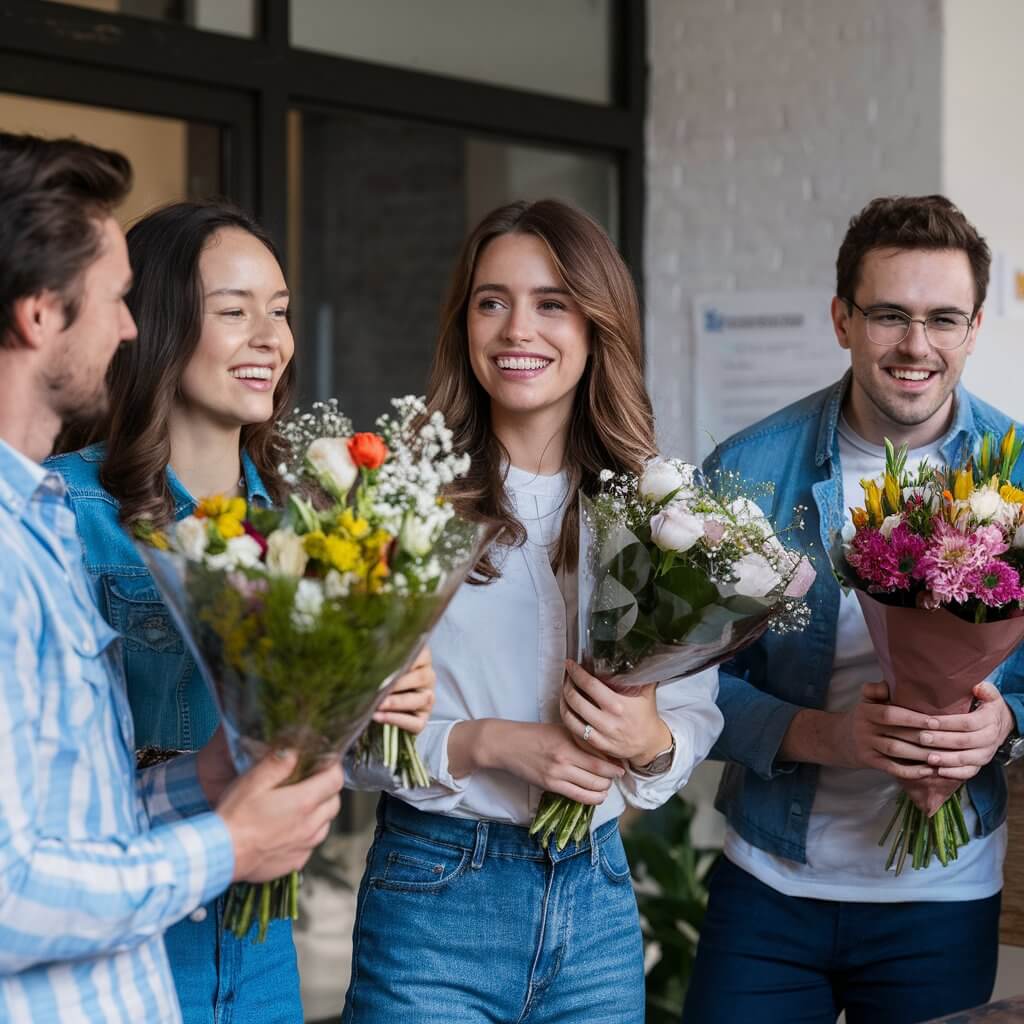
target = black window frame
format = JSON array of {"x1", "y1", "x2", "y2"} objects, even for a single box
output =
[{"x1": 0, "y1": 0, "x2": 645, "y2": 285}]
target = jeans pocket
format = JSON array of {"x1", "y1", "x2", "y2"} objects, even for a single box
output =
[
  {"x1": 368, "y1": 828, "x2": 470, "y2": 893},
  {"x1": 598, "y1": 832, "x2": 634, "y2": 886}
]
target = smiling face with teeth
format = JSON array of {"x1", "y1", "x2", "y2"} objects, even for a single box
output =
[
  {"x1": 175, "y1": 226, "x2": 294, "y2": 434},
  {"x1": 833, "y1": 247, "x2": 982, "y2": 449},
  {"x1": 467, "y1": 232, "x2": 590, "y2": 453}
]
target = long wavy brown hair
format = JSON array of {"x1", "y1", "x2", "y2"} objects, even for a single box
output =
[
  {"x1": 56, "y1": 200, "x2": 296, "y2": 526},
  {"x1": 429, "y1": 198, "x2": 656, "y2": 581}
]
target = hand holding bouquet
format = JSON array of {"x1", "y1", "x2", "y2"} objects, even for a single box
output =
[
  {"x1": 833, "y1": 429, "x2": 1024, "y2": 874},
  {"x1": 138, "y1": 397, "x2": 491, "y2": 939},
  {"x1": 530, "y1": 459, "x2": 815, "y2": 849}
]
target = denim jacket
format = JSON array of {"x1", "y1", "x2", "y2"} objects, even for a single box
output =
[
  {"x1": 43, "y1": 444, "x2": 300, "y2": 1023},
  {"x1": 45, "y1": 443, "x2": 270, "y2": 752},
  {"x1": 705, "y1": 373, "x2": 1024, "y2": 863}
]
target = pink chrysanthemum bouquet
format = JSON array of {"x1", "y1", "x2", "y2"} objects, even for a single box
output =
[{"x1": 833, "y1": 428, "x2": 1024, "y2": 873}]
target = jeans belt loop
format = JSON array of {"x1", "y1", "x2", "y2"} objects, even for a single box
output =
[
  {"x1": 590, "y1": 828, "x2": 600, "y2": 866},
  {"x1": 471, "y1": 821, "x2": 489, "y2": 869}
]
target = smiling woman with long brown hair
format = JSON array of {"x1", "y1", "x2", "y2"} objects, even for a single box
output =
[
  {"x1": 342, "y1": 199, "x2": 723, "y2": 1023},
  {"x1": 47, "y1": 200, "x2": 436, "y2": 1024}
]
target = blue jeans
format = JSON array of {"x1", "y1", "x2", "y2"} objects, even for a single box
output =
[
  {"x1": 164, "y1": 893, "x2": 302, "y2": 1023},
  {"x1": 682, "y1": 857, "x2": 1001, "y2": 1024},
  {"x1": 342, "y1": 795, "x2": 645, "y2": 1023}
]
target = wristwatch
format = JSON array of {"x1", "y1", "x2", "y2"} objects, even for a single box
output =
[
  {"x1": 995, "y1": 728, "x2": 1024, "y2": 767},
  {"x1": 632, "y1": 736, "x2": 676, "y2": 777}
]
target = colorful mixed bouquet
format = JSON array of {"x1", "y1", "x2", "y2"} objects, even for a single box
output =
[
  {"x1": 530, "y1": 459, "x2": 815, "y2": 849},
  {"x1": 138, "y1": 397, "x2": 491, "y2": 940},
  {"x1": 833, "y1": 428, "x2": 1024, "y2": 873}
]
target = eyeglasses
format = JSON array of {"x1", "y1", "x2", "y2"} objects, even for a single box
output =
[{"x1": 844, "y1": 298, "x2": 975, "y2": 350}]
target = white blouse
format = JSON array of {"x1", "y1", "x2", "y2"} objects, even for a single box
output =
[{"x1": 387, "y1": 465, "x2": 723, "y2": 830}]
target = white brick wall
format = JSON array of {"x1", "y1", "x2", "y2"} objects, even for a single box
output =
[{"x1": 645, "y1": 0, "x2": 944, "y2": 457}]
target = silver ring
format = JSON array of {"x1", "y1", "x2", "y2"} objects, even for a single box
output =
[{"x1": 582, "y1": 724, "x2": 593, "y2": 743}]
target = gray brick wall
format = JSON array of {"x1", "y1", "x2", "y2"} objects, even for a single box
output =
[{"x1": 645, "y1": 0, "x2": 944, "y2": 457}]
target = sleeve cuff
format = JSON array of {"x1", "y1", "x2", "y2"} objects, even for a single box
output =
[
  {"x1": 416, "y1": 720, "x2": 470, "y2": 794},
  {"x1": 139, "y1": 752, "x2": 212, "y2": 826}
]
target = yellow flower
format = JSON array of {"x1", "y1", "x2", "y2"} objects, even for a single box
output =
[
  {"x1": 952, "y1": 467, "x2": 974, "y2": 502},
  {"x1": 860, "y1": 479, "x2": 883, "y2": 527},
  {"x1": 216, "y1": 514, "x2": 245, "y2": 539},
  {"x1": 338, "y1": 508, "x2": 371, "y2": 540},
  {"x1": 1000, "y1": 482, "x2": 1024, "y2": 505},
  {"x1": 883, "y1": 472, "x2": 901, "y2": 516},
  {"x1": 851, "y1": 507, "x2": 868, "y2": 530},
  {"x1": 303, "y1": 530, "x2": 361, "y2": 573},
  {"x1": 196, "y1": 495, "x2": 246, "y2": 521},
  {"x1": 1000, "y1": 425, "x2": 1017, "y2": 469},
  {"x1": 148, "y1": 530, "x2": 170, "y2": 551}
]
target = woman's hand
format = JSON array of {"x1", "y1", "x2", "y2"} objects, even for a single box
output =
[
  {"x1": 373, "y1": 645, "x2": 436, "y2": 735},
  {"x1": 447, "y1": 719, "x2": 624, "y2": 804},
  {"x1": 560, "y1": 660, "x2": 672, "y2": 769}
]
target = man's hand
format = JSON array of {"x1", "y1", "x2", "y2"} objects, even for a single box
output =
[
  {"x1": 373, "y1": 645, "x2": 436, "y2": 735},
  {"x1": 216, "y1": 750, "x2": 344, "y2": 883},
  {"x1": 909, "y1": 682, "x2": 1016, "y2": 781},
  {"x1": 781, "y1": 682, "x2": 937, "y2": 778},
  {"x1": 196, "y1": 726, "x2": 238, "y2": 807}
]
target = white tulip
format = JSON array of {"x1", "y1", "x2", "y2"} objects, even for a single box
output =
[
  {"x1": 732, "y1": 552, "x2": 782, "y2": 598},
  {"x1": 176, "y1": 516, "x2": 209, "y2": 561},
  {"x1": 266, "y1": 528, "x2": 309, "y2": 577},
  {"x1": 306, "y1": 437, "x2": 358, "y2": 498},
  {"x1": 651, "y1": 505, "x2": 704, "y2": 553},
  {"x1": 400, "y1": 513, "x2": 437, "y2": 558},
  {"x1": 1013, "y1": 525, "x2": 1024, "y2": 549}
]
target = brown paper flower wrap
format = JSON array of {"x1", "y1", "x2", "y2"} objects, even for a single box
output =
[{"x1": 856, "y1": 591, "x2": 1024, "y2": 870}]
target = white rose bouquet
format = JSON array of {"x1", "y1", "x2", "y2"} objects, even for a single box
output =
[
  {"x1": 530, "y1": 459, "x2": 815, "y2": 849},
  {"x1": 137, "y1": 397, "x2": 492, "y2": 941}
]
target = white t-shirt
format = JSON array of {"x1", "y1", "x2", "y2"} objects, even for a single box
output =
[{"x1": 725, "y1": 418, "x2": 1006, "y2": 901}]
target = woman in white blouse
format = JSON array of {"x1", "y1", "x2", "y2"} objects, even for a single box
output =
[{"x1": 342, "y1": 199, "x2": 723, "y2": 1024}]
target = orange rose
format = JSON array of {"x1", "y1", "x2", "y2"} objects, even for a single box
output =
[{"x1": 347, "y1": 432, "x2": 388, "y2": 470}]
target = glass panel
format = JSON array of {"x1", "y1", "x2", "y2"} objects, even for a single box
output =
[
  {"x1": 290, "y1": 0, "x2": 613, "y2": 105},
  {"x1": 0, "y1": 92, "x2": 222, "y2": 224},
  {"x1": 43, "y1": 0, "x2": 257, "y2": 39},
  {"x1": 287, "y1": 107, "x2": 617, "y2": 423}
]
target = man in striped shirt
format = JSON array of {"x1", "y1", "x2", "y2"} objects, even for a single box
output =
[{"x1": 0, "y1": 133, "x2": 344, "y2": 1022}]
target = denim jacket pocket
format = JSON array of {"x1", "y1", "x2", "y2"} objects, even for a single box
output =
[
  {"x1": 369, "y1": 828, "x2": 470, "y2": 893},
  {"x1": 103, "y1": 576, "x2": 184, "y2": 655}
]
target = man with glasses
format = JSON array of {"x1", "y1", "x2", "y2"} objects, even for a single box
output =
[{"x1": 683, "y1": 195, "x2": 1024, "y2": 1024}]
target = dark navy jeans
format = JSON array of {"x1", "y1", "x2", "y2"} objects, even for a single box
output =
[
  {"x1": 343, "y1": 795, "x2": 645, "y2": 1023},
  {"x1": 682, "y1": 857, "x2": 1000, "y2": 1024}
]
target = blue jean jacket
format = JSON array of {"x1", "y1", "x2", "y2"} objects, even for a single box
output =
[
  {"x1": 704, "y1": 373, "x2": 1024, "y2": 864},
  {"x1": 46, "y1": 443, "x2": 301, "y2": 1024}
]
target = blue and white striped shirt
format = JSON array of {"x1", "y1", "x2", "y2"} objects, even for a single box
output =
[{"x1": 0, "y1": 440, "x2": 235, "y2": 1023}]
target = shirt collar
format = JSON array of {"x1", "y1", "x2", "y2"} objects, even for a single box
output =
[
  {"x1": 168, "y1": 448, "x2": 272, "y2": 518},
  {"x1": 0, "y1": 438, "x2": 61, "y2": 518},
  {"x1": 815, "y1": 370, "x2": 975, "y2": 466}
]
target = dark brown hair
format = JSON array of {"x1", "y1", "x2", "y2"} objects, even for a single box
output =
[
  {"x1": 837, "y1": 195, "x2": 991, "y2": 308},
  {"x1": 428, "y1": 198, "x2": 656, "y2": 581},
  {"x1": 57, "y1": 200, "x2": 296, "y2": 527},
  {"x1": 0, "y1": 132, "x2": 132, "y2": 348}
]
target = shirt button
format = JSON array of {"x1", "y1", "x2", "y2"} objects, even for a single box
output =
[{"x1": 189, "y1": 906, "x2": 208, "y2": 923}]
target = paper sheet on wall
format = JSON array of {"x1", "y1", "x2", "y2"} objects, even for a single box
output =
[{"x1": 692, "y1": 290, "x2": 848, "y2": 462}]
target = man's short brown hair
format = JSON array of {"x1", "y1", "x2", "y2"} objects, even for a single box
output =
[
  {"x1": 0, "y1": 132, "x2": 132, "y2": 348},
  {"x1": 836, "y1": 195, "x2": 991, "y2": 310}
]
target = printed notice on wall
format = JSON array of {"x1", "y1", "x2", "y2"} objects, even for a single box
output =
[{"x1": 692, "y1": 289, "x2": 846, "y2": 461}]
